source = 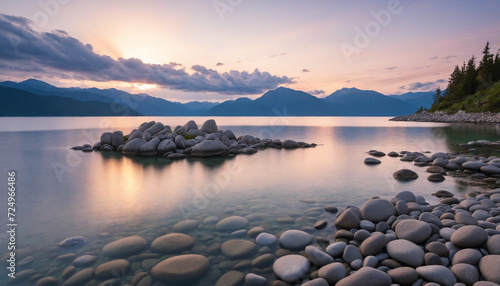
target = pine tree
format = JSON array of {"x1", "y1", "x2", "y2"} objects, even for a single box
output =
[
  {"x1": 433, "y1": 87, "x2": 442, "y2": 103},
  {"x1": 461, "y1": 55, "x2": 478, "y2": 96},
  {"x1": 477, "y1": 41, "x2": 495, "y2": 88},
  {"x1": 494, "y1": 49, "x2": 500, "y2": 82}
]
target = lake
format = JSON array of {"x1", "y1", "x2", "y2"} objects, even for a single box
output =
[{"x1": 0, "y1": 116, "x2": 498, "y2": 285}]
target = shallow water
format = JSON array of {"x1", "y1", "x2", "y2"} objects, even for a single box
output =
[{"x1": 0, "y1": 116, "x2": 498, "y2": 284}]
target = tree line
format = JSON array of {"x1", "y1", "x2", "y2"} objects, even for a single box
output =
[{"x1": 430, "y1": 41, "x2": 500, "y2": 111}]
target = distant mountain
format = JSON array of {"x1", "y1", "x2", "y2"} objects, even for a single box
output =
[
  {"x1": 389, "y1": 91, "x2": 434, "y2": 109},
  {"x1": 0, "y1": 78, "x2": 431, "y2": 116},
  {"x1": 323, "y1": 88, "x2": 418, "y2": 116},
  {"x1": 0, "y1": 86, "x2": 142, "y2": 116}
]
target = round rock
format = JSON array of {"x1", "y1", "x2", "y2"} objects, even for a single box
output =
[
  {"x1": 386, "y1": 239, "x2": 424, "y2": 268},
  {"x1": 318, "y1": 262, "x2": 346, "y2": 285},
  {"x1": 487, "y1": 235, "x2": 500, "y2": 254},
  {"x1": 451, "y1": 263, "x2": 480, "y2": 286},
  {"x1": 151, "y1": 233, "x2": 195, "y2": 254},
  {"x1": 102, "y1": 236, "x2": 147, "y2": 258},
  {"x1": 221, "y1": 239, "x2": 256, "y2": 259},
  {"x1": 94, "y1": 259, "x2": 130, "y2": 279},
  {"x1": 364, "y1": 158, "x2": 381, "y2": 165},
  {"x1": 256, "y1": 232, "x2": 277, "y2": 246},
  {"x1": 215, "y1": 271, "x2": 244, "y2": 286},
  {"x1": 393, "y1": 169, "x2": 418, "y2": 181},
  {"x1": 359, "y1": 233, "x2": 386, "y2": 256},
  {"x1": 395, "y1": 219, "x2": 432, "y2": 244},
  {"x1": 336, "y1": 267, "x2": 392, "y2": 286},
  {"x1": 305, "y1": 246, "x2": 334, "y2": 266},
  {"x1": 388, "y1": 266, "x2": 418, "y2": 285},
  {"x1": 479, "y1": 255, "x2": 500, "y2": 284},
  {"x1": 272, "y1": 254, "x2": 310, "y2": 282},
  {"x1": 361, "y1": 199, "x2": 396, "y2": 223},
  {"x1": 450, "y1": 225, "x2": 488, "y2": 248},
  {"x1": 216, "y1": 216, "x2": 249, "y2": 231},
  {"x1": 416, "y1": 265, "x2": 457, "y2": 286},
  {"x1": 150, "y1": 254, "x2": 210, "y2": 283},
  {"x1": 279, "y1": 229, "x2": 312, "y2": 251}
]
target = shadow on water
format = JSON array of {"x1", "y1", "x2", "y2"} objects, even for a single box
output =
[{"x1": 439, "y1": 124, "x2": 500, "y2": 156}]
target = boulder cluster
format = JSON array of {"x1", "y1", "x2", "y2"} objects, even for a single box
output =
[
  {"x1": 72, "y1": 119, "x2": 315, "y2": 159},
  {"x1": 390, "y1": 110, "x2": 500, "y2": 124},
  {"x1": 365, "y1": 150, "x2": 500, "y2": 185}
]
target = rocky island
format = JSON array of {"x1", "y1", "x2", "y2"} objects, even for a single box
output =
[{"x1": 72, "y1": 119, "x2": 316, "y2": 159}]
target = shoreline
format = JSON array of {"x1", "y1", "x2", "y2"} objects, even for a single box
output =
[{"x1": 390, "y1": 111, "x2": 500, "y2": 124}]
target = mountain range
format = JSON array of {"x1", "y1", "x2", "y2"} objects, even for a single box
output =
[{"x1": 0, "y1": 79, "x2": 434, "y2": 116}]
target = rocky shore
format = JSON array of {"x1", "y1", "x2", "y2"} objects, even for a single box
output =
[
  {"x1": 390, "y1": 111, "x2": 500, "y2": 124},
  {"x1": 71, "y1": 119, "x2": 316, "y2": 159},
  {"x1": 7, "y1": 187, "x2": 500, "y2": 286}
]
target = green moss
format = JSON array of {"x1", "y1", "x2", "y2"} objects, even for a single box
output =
[
  {"x1": 123, "y1": 135, "x2": 129, "y2": 141},
  {"x1": 178, "y1": 132, "x2": 196, "y2": 140}
]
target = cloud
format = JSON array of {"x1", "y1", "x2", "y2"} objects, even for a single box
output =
[
  {"x1": 400, "y1": 79, "x2": 446, "y2": 91},
  {"x1": 0, "y1": 14, "x2": 293, "y2": 95},
  {"x1": 308, "y1": 89, "x2": 325, "y2": 95},
  {"x1": 346, "y1": 80, "x2": 352, "y2": 83},
  {"x1": 429, "y1": 56, "x2": 438, "y2": 60},
  {"x1": 385, "y1": 66, "x2": 397, "y2": 70},
  {"x1": 216, "y1": 62, "x2": 224, "y2": 66},
  {"x1": 443, "y1": 55, "x2": 457, "y2": 60},
  {"x1": 302, "y1": 69, "x2": 310, "y2": 73}
]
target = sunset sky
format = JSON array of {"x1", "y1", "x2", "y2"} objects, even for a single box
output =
[{"x1": 1, "y1": 0, "x2": 499, "y2": 102}]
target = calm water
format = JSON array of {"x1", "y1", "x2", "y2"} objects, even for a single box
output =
[{"x1": 0, "y1": 116, "x2": 499, "y2": 284}]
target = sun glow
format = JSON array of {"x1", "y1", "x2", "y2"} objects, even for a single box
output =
[{"x1": 133, "y1": 83, "x2": 157, "y2": 91}]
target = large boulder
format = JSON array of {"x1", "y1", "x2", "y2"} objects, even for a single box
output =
[
  {"x1": 122, "y1": 138, "x2": 147, "y2": 155},
  {"x1": 283, "y1": 139, "x2": 300, "y2": 149},
  {"x1": 393, "y1": 169, "x2": 418, "y2": 181},
  {"x1": 273, "y1": 255, "x2": 310, "y2": 283},
  {"x1": 151, "y1": 233, "x2": 195, "y2": 254},
  {"x1": 94, "y1": 259, "x2": 130, "y2": 279},
  {"x1": 175, "y1": 135, "x2": 186, "y2": 149},
  {"x1": 138, "y1": 121, "x2": 155, "y2": 133},
  {"x1": 144, "y1": 122, "x2": 165, "y2": 136},
  {"x1": 100, "y1": 132, "x2": 112, "y2": 146},
  {"x1": 183, "y1": 120, "x2": 198, "y2": 131},
  {"x1": 279, "y1": 230, "x2": 312, "y2": 251},
  {"x1": 386, "y1": 239, "x2": 425, "y2": 267},
  {"x1": 336, "y1": 267, "x2": 391, "y2": 286},
  {"x1": 111, "y1": 131, "x2": 124, "y2": 149},
  {"x1": 139, "y1": 137, "x2": 160, "y2": 156},
  {"x1": 102, "y1": 236, "x2": 147, "y2": 258},
  {"x1": 157, "y1": 139, "x2": 177, "y2": 155},
  {"x1": 191, "y1": 140, "x2": 228, "y2": 157},
  {"x1": 361, "y1": 199, "x2": 396, "y2": 223},
  {"x1": 201, "y1": 119, "x2": 218, "y2": 133}
]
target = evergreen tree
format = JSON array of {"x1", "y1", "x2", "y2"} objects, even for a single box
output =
[
  {"x1": 477, "y1": 41, "x2": 495, "y2": 88},
  {"x1": 433, "y1": 86, "x2": 442, "y2": 103},
  {"x1": 494, "y1": 49, "x2": 500, "y2": 82},
  {"x1": 461, "y1": 55, "x2": 478, "y2": 96}
]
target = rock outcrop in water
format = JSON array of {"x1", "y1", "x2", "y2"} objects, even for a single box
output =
[
  {"x1": 72, "y1": 119, "x2": 316, "y2": 158},
  {"x1": 390, "y1": 110, "x2": 500, "y2": 123}
]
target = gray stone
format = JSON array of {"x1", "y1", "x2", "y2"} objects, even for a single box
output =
[
  {"x1": 451, "y1": 225, "x2": 488, "y2": 248},
  {"x1": 343, "y1": 245, "x2": 363, "y2": 264},
  {"x1": 151, "y1": 254, "x2": 210, "y2": 283},
  {"x1": 201, "y1": 119, "x2": 218, "y2": 133},
  {"x1": 451, "y1": 263, "x2": 480, "y2": 286},
  {"x1": 223, "y1": 130, "x2": 236, "y2": 140},
  {"x1": 251, "y1": 253, "x2": 274, "y2": 268},
  {"x1": 335, "y1": 208, "x2": 361, "y2": 229},
  {"x1": 156, "y1": 139, "x2": 176, "y2": 155},
  {"x1": 183, "y1": 120, "x2": 198, "y2": 131},
  {"x1": 487, "y1": 235, "x2": 500, "y2": 254},
  {"x1": 221, "y1": 239, "x2": 256, "y2": 259},
  {"x1": 175, "y1": 135, "x2": 186, "y2": 149},
  {"x1": 279, "y1": 229, "x2": 312, "y2": 251},
  {"x1": 138, "y1": 121, "x2": 155, "y2": 132},
  {"x1": 216, "y1": 216, "x2": 249, "y2": 231},
  {"x1": 305, "y1": 246, "x2": 334, "y2": 266},
  {"x1": 326, "y1": 241, "x2": 347, "y2": 257},
  {"x1": 416, "y1": 265, "x2": 457, "y2": 286},
  {"x1": 215, "y1": 270, "x2": 244, "y2": 286},
  {"x1": 245, "y1": 273, "x2": 267, "y2": 286},
  {"x1": 72, "y1": 255, "x2": 97, "y2": 267},
  {"x1": 424, "y1": 252, "x2": 442, "y2": 265},
  {"x1": 59, "y1": 236, "x2": 86, "y2": 247},
  {"x1": 62, "y1": 267, "x2": 94, "y2": 286},
  {"x1": 426, "y1": 242, "x2": 449, "y2": 257},
  {"x1": 111, "y1": 131, "x2": 124, "y2": 148},
  {"x1": 463, "y1": 161, "x2": 488, "y2": 171},
  {"x1": 386, "y1": 239, "x2": 424, "y2": 267},
  {"x1": 122, "y1": 138, "x2": 147, "y2": 155},
  {"x1": 102, "y1": 236, "x2": 147, "y2": 258},
  {"x1": 318, "y1": 262, "x2": 346, "y2": 285},
  {"x1": 336, "y1": 267, "x2": 391, "y2": 286},
  {"x1": 431, "y1": 152, "x2": 450, "y2": 160},
  {"x1": 173, "y1": 219, "x2": 199, "y2": 232},
  {"x1": 256, "y1": 232, "x2": 277, "y2": 246},
  {"x1": 428, "y1": 173, "x2": 446, "y2": 182},
  {"x1": 36, "y1": 276, "x2": 59, "y2": 286},
  {"x1": 166, "y1": 153, "x2": 186, "y2": 159},
  {"x1": 283, "y1": 139, "x2": 300, "y2": 149},
  {"x1": 393, "y1": 169, "x2": 419, "y2": 181},
  {"x1": 364, "y1": 158, "x2": 381, "y2": 165},
  {"x1": 361, "y1": 199, "x2": 396, "y2": 223},
  {"x1": 191, "y1": 140, "x2": 228, "y2": 157},
  {"x1": 151, "y1": 233, "x2": 195, "y2": 254},
  {"x1": 420, "y1": 212, "x2": 444, "y2": 228},
  {"x1": 393, "y1": 191, "x2": 417, "y2": 203},
  {"x1": 360, "y1": 233, "x2": 386, "y2": 256},
  {"x1": 139, "y1": 137, "x2": 160, "y2": 156},
  {"x1": 272, "y1": 254, "x2": 310, "y2": 282},
  {"x1": 100, "y1": 132, "x2": 112, "y2": 145},
  {"x1": 427, "y1": 165, "x2": 446, "y2": 174},
  {"x1": 395, "y1": 219, "x2": 431, "y2": 244},
  {"x1": 302, "y1": 278, "x2": 329, "y2": 286},
  {"x1": 95, "y1": 259, "x2": 130, "y2": 279},
  {"x1": 363, "y1": 255, "x2": 379, "y2": 268},
  {"x1": 388, "y1": 266, "x2": 418, "y2": 285},
  {"x1": 145, "y1": 122, "x2": 164, "y2": 136},
  {"x1": 479, "y1": 255, "x2": 500, "y2": 284},
  {"x1": 128, "y1": 130, "x2": 142, "y2": 140},
  {"x1": 452, "y1": 248, "x2": 483, "y2": 265},
  {"x1": 439, "y1": 227, "x2": 456, "y2": 240},
  {"x1": 396, "y1": 200, "x2": 410, "y2": 215},
  {"x1": 455, "y1": 212, "x2": 478, "y2": 225}
]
